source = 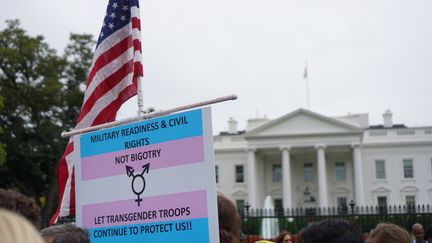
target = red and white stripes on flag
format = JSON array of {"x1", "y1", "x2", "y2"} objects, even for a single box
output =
[{"x1": 50, "y1": 0, "x2": 143, "y2": 224}]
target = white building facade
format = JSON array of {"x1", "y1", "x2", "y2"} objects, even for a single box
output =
[{"x1": 213, "y1": 109, "x2": 432, "y2": 210}]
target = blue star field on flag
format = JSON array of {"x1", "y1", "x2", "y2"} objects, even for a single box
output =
[{"x1": 97, "y1": 0, "x2": 139, "y2": 47}]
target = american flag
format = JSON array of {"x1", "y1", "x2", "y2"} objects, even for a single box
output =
[{"x1": 50, "y1": 0, "x2": 143, "y2": 224}]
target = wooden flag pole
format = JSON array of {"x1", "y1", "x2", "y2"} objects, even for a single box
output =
[{"x1": 61, "y1": 94, "x2": 238, "y2": 138}]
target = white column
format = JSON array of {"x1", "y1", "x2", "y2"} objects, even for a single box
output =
[
  {"x1": 352, "y1": 144, "x2": 365, "y2": 205},
  {"x1": 281, "y1": 146, "x2": 292, "y2": 209},
  {"x1": 316, "y1": 145, "x2": 328, "y2": 207},
  {"x1": 247, "y1": 148, "x2": 257, "y2": 208}
]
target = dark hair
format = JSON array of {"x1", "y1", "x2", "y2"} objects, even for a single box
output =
[
  {"x1": 298, "y1": 219, "x2": 362, "y2": 243},
  {"x1": 41, "y1": 223, "x2": 90, "y2": 243},
  {"x1": 369, "y1": 223, "x2": 411, "y2": 243},
  {"x1": 0, "y1": 188, "x2": 42, "y2": 229},
  {"x1": 275, "y1": 230, "x2": 292, "y2": 243},
  {"x1": 424, "y1": 224, "x2": 432, "y2": 241},
  {"x1": 218, "y1": 194, "x2": 241, "y2": 243}
]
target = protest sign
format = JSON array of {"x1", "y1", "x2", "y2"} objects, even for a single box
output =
[{"x1": 74, "y1": 107, "x2": 219, "y2": 242}]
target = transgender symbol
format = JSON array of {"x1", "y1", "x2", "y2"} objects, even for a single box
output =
[{"x1": 126, "y1": 163, "x2": 150, "y2": 206}]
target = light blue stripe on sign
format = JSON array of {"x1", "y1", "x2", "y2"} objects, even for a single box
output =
[
  {"x1": 80, "y1": 109, "x2": 203, "y2": 158},
  {"x1": 88, "y1": 218, "x2": 209, "y2": 243}
]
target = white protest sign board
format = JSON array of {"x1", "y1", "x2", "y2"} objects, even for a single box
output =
[{"x1": 74, "y1": 107, "x2": 219, "y2": 242}]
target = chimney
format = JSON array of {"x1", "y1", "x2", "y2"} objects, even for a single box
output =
[
  {"x1": 383, "y1": 110, "x2": 393, "y2": 128},
  {"x1": 228, "y1": 117, "x2": 238, "y2": 134},
  {"x1": 246, "y1": 116, "x2": 269, "y2": 131}
]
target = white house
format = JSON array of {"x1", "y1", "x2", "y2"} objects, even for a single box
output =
[{"x1": 213, "y1": 109, "x2": 432, "y2": 210}]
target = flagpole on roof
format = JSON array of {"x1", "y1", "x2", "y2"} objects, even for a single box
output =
[
  {"x1": 304, "y1": 61, "x2": 310, "y2": 110},
  {"x1": 137, "y1": 75, "x2": 144, "y2": 116}
]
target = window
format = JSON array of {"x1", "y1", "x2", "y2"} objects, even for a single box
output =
[
  {"x1": 235, "y1": 165, "x2": 244, "y2": 183},
  {"x1": 375, "y1": 160, "x2": 386, "y2": 179},
  {"x1": 335, "y1": 162, "x2": 346, "y2": 181},
  {"x1": 337, "y1": 197, "x2": 348, "y2": 214},
  {"x1": 377, "y1": 196, "x2": 387, "y2": 213},
  {"x1": 403, "y1": 159, "x2": 414, "y2": 178},
  {"x1": 272, "y1": 164, "x2": 282, "y2": 182},
  {"x1": 236, "y1": 199, "x2": 245, "y2": 211},
  {"x1": 274, "y1": 198, "x2": 283, "y2": 216},
  {"x1": 337, "y1": 197, "x2": 347, "y2": 207},
  {"x1": 215, "y1": 166, "x2": 219, "y2": 183},
  {"x1": 304, "y1": 163, "x2": 314, "y2": 182},
  {"x1": 406, "y1": 196, "x2": 416, "y2": 213},
  {"x1": 378, "y1": 196, "x2": 387, "y2": 207}
]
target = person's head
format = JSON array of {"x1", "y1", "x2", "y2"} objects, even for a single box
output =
[
  {"x1": 217, "y1": 193, "x2": 241, "y2": 243},
  {"x1": 0, "y1": 209, "x2": 44, "y2": 243},
  {"x1": 298, "y1": 219, "x2": 363, "y2": 243},
  {"x1": 40, "y1": 223, "x2": 90, "y2": 243},
  {"x1": 412, "y1": 223, "x2": 425, "y2": 242},
  {"x1": 424, "y1": 224, "x2": 432, "y2": 242},
  {"x1": 276, "y1": 230, "x2": 293, "y2": 243},
  {"x1": 0, "y1": 188, "x2": 42, "y2": 229},
  {"x1": 368, "y1": 223, "x2": 411, "y2": 243}
]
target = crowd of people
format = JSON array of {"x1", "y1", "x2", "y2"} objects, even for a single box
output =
[
  {"x1": 250, "y1": 220, "x2": 432, "y2": 243},
  {"x1": 216, "y1": 192, "x2": 432, "y2": 243},
  {"x1": 1, "y1": 188, "x2": 431, "y2": 243}
]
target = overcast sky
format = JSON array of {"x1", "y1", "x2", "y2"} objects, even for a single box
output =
[{"x1": 1, "y1": 0, "x2": 431, "y2": 134}]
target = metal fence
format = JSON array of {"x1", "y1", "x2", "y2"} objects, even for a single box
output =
[{"x1": 240, "y1": 204, "x2": 432, "y2": 242}]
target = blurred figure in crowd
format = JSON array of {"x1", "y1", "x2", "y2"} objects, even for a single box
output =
[
  {"x1": 0, "y1": 209, "x2": 44, "y2": 243},
  {"x1": 0, "y1": 188, "x2": 42, "y2": 229},
  {"x1": 218, "y1": 193, "x2": 242, "y2": 243},
  {"x1": 40, "y1": 223, "x2": 90, "y2": 243},
  {"x1": 275, "y1": 230, "x2": 293, "y2": 243},
  {"x1": 412, "y1": 223, "x2": 426, "y2": 243},
  {"x1": 368, "y1": 223, "x2": 411, "y2": 243},
  {"x1": 298, "y1": 219, "x2": 362, "y2": 243},
  {"x1": 424, "y1": 224, "x2": 432, "y2": 243}
]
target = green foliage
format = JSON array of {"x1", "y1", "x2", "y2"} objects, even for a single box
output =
[
  {"x1": 242, "y1": 218, "x2": 262, "y2": 235},
  {"x1": 0, "y1": 19, "x2": 94, "y2": 225},
  {"x1": 0, "y1": 19, "x2": 64, "y2": 195},
  {"x1": 60, "y1": 33, "x2": 95, "y2": 130}
]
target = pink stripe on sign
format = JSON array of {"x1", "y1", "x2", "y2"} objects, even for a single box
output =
[
  {"x1": 81, "y1": 136, "x2": 204, "y2": 180},
  {"x1": 82, "y1": 190, "x2": 208, "y2": 228}
]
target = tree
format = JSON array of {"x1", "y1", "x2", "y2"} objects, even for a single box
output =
[
  {"x1": 60, "y1": 33, "x2": 94, "y2": 131},
  {"x1": 0, "y1": 20, "x2": 94, "y2": 226}
]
